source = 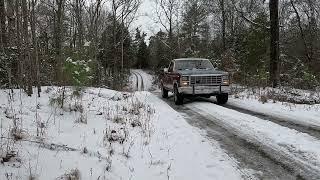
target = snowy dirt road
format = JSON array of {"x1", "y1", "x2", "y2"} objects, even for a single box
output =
[{"x1": 132, "y1": 70, "x2": 320, "y2": 180}]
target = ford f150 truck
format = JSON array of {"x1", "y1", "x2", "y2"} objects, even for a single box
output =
[{"x1": 160, "y1": 58, "x2": 230, "y2": 105}]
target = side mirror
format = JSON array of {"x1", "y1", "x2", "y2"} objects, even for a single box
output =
[{"x1": 164, "y1": 68, "x2": 168, "y2": 73}]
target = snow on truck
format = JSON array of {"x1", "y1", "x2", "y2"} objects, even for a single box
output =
[{"x1": 160, "y1": 58, "x2": 230, "y2": 105}]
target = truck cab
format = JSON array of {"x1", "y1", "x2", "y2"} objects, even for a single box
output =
[{"x1": 160, "y1": 58, "x2": 230, "y2": 105}]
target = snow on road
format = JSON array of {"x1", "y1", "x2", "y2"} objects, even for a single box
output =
[
  {"x1": 228, "y1": 97, "x2": 320, "y2": 130},
  {"x1": 131, "y1": 69, "x2": 155, "y2": 91},
  {"x1": 139, "y1": 93, "x2": 246, "y2": 180},
  {"x1": 186, "y1": 102, "x2": 320, "y2": 178}
]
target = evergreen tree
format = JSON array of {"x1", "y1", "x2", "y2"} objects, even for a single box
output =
[
  {"x1": 134, "y1": 29, "x2": 149, "y2": 69},
  {"x1": 180, "y1": 0, "x2": 208, "y2": 57}
]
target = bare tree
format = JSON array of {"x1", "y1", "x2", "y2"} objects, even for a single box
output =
[
  {"x1": 21, "y1": 0, "x2": 33, "y2": 96},
  {"x1": 54, "y1": 0, "x2": 66, "y2": 84},
  {"x1": 154, "y1": 0, "x2": 180, "y2": 58},
  {"x1": 71, "y1": 0, "x2": 85, "y2": 49},
  {"x1": 269, "y1": 0, "x2": 280, "y2": 87},
  {"x1": 0, "y1": 0, "x2": 6, "y2": 50},
  {"x1": 30, "y1": 0, "x2": 41, "y2": 97},
  {"x1": 111, "y1": 0, "x2": 141, "y2": 70},
  {"x1": 219, "y1": 0, "x2": 226, "y2": 51}
]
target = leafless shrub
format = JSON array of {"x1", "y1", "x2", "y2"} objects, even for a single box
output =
[
  {"x1": 4, "y1": 172, "x2": 13, "y2": 180},
  {"x1": 59, "y1": 168, "x2": 81, "y2": 180},
  {"x1": 35, "y1": 112, "x2": 46, "y2": 138},
  {"x1": 81, "y1": 147, "x2": 88, "y2": 154},
  {"x1": 130, "y1": 119, "x2": 141, "y2": 128},
  {"x1": 128, "y1": 98, "x2": 145, "y2": 115},
  {"x1": 28, "y1": 161, "x2": 38, "y2": 180},
  {"x1": 10, "y1": 127, "x2": 26, "y2": 141},
  {"x1": 45, "y1": 87, "x2": 53, "y2": 94},
  {"x1": 105, "y1": 156, "x2": 112, "y2": 172},
  {"x1": 259, "y1": 95, "x2": 268, "y2": 104},
  {"x1": 113, "y1": 116, "x2": 125, "y2": 124},
  {"x1": 49, "y1": 96, "x2": 65, "y2": 109},
  {"x1": 0, "y1": 150, "x2": 17, "y2": 163},
  {"x1": 122, "y1": 139, "x2": 134, "y2": 159},
  {"x1": 68, "y1": 103, "x2": 84, "y2": 113},
  {"x1": 75, "y1": 113, "x2": 87, "y2": 124},
  {"x1": 104, "y1": 126, "x2": 126, "y2": 144},
  {"x1": 108, "y1": 143, "x2": 114, "y2": 156},
  {"x1": 167, "y1": 163, "x2": 172, "y2": 180}
]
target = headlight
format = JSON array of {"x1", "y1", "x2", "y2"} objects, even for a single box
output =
[
  {"x1": 181, "y1": 76, "x2": 189, "y2": 81},
  {"x1": 222, "y1": 75, "x2": 229, "y2": 85},
  {"x1": 181, "y1": 76, "x2": 189, "y2": 86}
]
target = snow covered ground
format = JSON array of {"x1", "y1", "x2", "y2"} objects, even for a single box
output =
[
  {"x1": 229, "y1": 87, "x2": 320, "y2": 130},
  {"x1": 0, "y1": 86, "x2": 245, "y2": 179},
  {"x1": 2, "y1": 69, "x2": 320, "y2": 179}
]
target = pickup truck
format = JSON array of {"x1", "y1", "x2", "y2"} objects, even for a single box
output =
[{"x1": 160, "y1": 58, "x2": 230, "y2": 105}]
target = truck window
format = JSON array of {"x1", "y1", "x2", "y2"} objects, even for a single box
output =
[
  {"x1": 168, "y1": 62, "x2": 174, "y2": 72},
  {"x1": 175, "y1": 59, "x2": 214, "y2": 70}
]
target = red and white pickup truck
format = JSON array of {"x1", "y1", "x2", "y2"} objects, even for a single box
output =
[{"x1": 160, "y1": 58, "x2": 230, "y2": 105}]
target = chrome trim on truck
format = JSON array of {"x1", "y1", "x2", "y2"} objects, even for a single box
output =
[{"x1": 178, "y1": 85, "x2": 230, "y2": 95}]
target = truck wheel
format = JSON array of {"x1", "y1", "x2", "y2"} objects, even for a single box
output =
[
  {"x1": 161, "y1": 85, "x2": 168, "y2": 98},
  {"x1": 216, "y1": 93, "x2": 228, "y2": 104},
  {"x1": 174, "y1": 86, "x2": 184, "y2": 105}
]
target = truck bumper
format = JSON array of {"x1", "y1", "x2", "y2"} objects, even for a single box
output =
[{"x1": 178, "y1": 85, "x2": 230, "y2": 95}]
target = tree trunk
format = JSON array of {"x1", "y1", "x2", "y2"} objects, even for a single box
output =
[
  {"x1": 55, "y1": 0, "x2": 65, "y2": 84},
  {"x1": 269, "y1": 0, "x2": 280, "y2": 88},
  {"x1": 290, "y1": 0, "x2": 312, "y2": 69},
  {"x1": 0, "y1": 0, "x2": 6, "y2": 50},
  {"x1": 220, "y1": 0, "x2": 226, "y2": 51},
  {"x1": 22, "y1": 0, "x2": 33, "y2": 96},
  {"x1": 31, "y1": 0, "x2": 41, "y2": 97},
  {"x1": 16, "y1": 0, "x2": 24, "y2": 89},
  {"x1": 7, "y1": 0, "x2": 16, "y2": 88}
]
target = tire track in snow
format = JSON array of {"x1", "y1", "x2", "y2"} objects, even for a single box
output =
[
  {"x1": 131, "y1": 70, "x2": 145, "y2": 91},
  {"x1": 131, "y1": 71, "x2": 139, "y2": 91},
  {"x1": 156, "y1": 94, "x2": 297, "y2": 180},
  {"x1": 135, "y1": 71, "x2": 145, "y2": 91}
]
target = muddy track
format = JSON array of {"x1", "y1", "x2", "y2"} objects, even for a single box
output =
[
  {"x1": 132, "y1": 71, "x2": 144, "y2": 91},
  {"x1": 132, "y1": 72, "x2": 139, "y2": 91},
  {"x1": 157, "y1": 94, "x2": 298, "y2": 180},
  {"x1": 135, "y1": 72, "x2": 145, "y2": 91}
]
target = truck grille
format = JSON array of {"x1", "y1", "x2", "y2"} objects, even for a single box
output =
[{"x1": 190, "y1": 75, "x2": 222, "y2": 85}]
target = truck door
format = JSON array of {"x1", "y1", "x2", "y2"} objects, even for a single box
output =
[{"x1": 166, "y1": 61, "x2": 174, "y2": 90}]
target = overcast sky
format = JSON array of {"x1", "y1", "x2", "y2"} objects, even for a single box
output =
[{"x1": 133, "y1": 0, "x2": 161, "y2": 40}]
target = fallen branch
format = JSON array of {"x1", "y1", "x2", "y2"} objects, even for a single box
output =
[{"x1": 0, "y1": 137, "x2": 78, "y2": 151}]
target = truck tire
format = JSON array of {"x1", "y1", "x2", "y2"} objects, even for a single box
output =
[
  {"x1": 216, "y1": 93, "x2": 228, "y2": 104},
  {"x1": 161, "y1": 85, "x2": 168, "y2": 98},
  {"x1": 174, "y1": 86, "x2": 184, "y2": 105}
]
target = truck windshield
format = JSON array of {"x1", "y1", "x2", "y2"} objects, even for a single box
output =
[{"x1": 175, "y1": 60, "x2": 214, "y2": 70}]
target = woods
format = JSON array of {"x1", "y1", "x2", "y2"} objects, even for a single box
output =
[
  {"x1": 0, "y1": 0, "x2": 319, "y2": 93},
  {"x1": 150, "y1": 0, "x2": 320, "y2": 90}
]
